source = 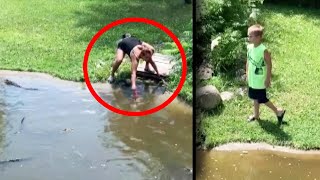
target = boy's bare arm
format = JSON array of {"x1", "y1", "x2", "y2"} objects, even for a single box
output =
[
  {"x1": 264, "y1": 50, "x2": 272, "y2": 87},
  {"x1": 246, "y1": 59, "x2": 248, "y2": 75},
  {"x1": 245, "y1": 59, "x2": 248, "y2": 81}
]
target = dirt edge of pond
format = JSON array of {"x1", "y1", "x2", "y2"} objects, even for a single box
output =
[
  {"x1": 0, "y1": 70, "x2": 191, "y2": 108},
  {"x1": 0, "y1": 70, "x2": 157, "y2": 91},
  {"x1": 199, "y1": 142, "x2": 320, "y2": 155},
  {"x1": 0, "y1": 70, "x2": 87, "y2": 86}
]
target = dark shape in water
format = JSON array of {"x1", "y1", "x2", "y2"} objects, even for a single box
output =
[
  {"x1": 4, "y1": 79, "x2": 38, "y2": 91},
  {"x1": 0, "y1": 158, "x2": 32, "y2": 165}
]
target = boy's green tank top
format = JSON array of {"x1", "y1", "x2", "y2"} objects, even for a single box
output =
[{"x1": 247, "y1": 43, "x2": 267, "y2": 89}]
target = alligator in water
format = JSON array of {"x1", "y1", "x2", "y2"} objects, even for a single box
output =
[
  {"x1": 4, "y1": 79, "x2": 39, "y2": 91},
  {"x1": 0, "y1": 158, "x2": 32, "y2": 165}
]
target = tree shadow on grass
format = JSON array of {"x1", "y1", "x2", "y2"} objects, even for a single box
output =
[
  {"x1": 257, "y1": 119, "x2": 291, "y2": 141},
  {"x1": 196, "y1": 103, "x2": 225, "y2": 118},
  {"x1": 263, "y1": 3, "x2": 320, "y2": 18},
  {"x1": 261, "y1": 4, "x2": 320, "y2": 37},
  {"x1": 196, "y1": 103, "x2": 225, "y2": 148},
  {"x1": 73, "y1": 0, "x2": 192, "y2": 47}
]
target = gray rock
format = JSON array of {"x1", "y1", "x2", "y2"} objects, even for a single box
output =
[
  {"x1": 236, "y1": 69, "x2": 246, "y2": 82},
  {"x1": 197, "y1": 63, "x2": 214, "y2": 80},
  {"x1": 196, "y1": 85, "x2": 221, "y2": 110},
  {"x1": 236, "y1": 87, "x2": 247, "y2": 96},
  {"x1": 220, "y1": 91, "x2": 234, "y2": 101},
  {"x1": 236, "y1": 69, "x2": 245, "y2": 77}
]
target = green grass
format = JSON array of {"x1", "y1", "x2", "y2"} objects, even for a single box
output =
[
  {"x1": 0, "y1": 0, "x2": 192, "y2": 102},
  {"x1": 198, "y1": 5, "x2": 320, "y2": 150}
]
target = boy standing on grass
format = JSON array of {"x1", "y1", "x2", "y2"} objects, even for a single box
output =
[{"x1": 246, "y1": 24, "x2": 286, "y2": 124}]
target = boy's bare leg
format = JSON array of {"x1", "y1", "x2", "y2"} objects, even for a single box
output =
[
  {"x1": 264, "y1": 101, "x2": 283, "y2": 116},
  {"x1": 248, "y1": 100, "x2": 260, "y2": 121},
  {"x1": 254, "y1": 100, "x2": 260, "y2": 118}
]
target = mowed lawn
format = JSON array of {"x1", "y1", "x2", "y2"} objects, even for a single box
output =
[
  {"x1": 198, "y1": 5, "x2": 320, "y2": 150},
  {"x1": 0, "y1": 0, "x2": 191, "y2": 82}
]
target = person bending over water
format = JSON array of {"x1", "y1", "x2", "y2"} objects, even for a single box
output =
[{"x1": 108, "y1": 34, "x2": 160, "y2": 90}]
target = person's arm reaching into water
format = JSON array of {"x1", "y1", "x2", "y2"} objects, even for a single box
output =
[
  {"x1": 130, "y1": 54, "x2": 139, "y2": 90},
  {"x1": 141, "y1": 42, "x2": 155, "y2": 72},
  {"x1": 149, "y1": 57, "x2": 159, "y2": 76}
]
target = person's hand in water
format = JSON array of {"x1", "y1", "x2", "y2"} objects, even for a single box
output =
[
  {"x1": 131, "y1": 84, "x2": 136, "y2": 91},
  {"x1": 132, "y1": 89, "x2": 139, "y2": 100}
]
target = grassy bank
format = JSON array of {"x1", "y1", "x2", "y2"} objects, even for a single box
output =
[
  {"x1": 0, "y1": 0, "x2": 192, "y2": 103},
  {"x1": 198, "y1": 5, "x2": 320, "y2": 150}
]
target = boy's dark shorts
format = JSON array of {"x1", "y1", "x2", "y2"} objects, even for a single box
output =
[{"x1": 248, "y1": 87, "x2": 269, "y2": 104}]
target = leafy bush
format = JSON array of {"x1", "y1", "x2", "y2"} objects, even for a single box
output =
[
  {"x1": 211, "y1": 28, "x2": 247, "y2": 72},
  {"x1": 196, "y1": 0, "x2": 263, "y2": 73},
  {"x1": 164, "y1": 25, "x2": 193, "y2": 104}
]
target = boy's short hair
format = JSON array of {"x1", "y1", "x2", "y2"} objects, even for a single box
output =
[{"x1": 248, "y1": 24, "x2": 264, "y2": 37}]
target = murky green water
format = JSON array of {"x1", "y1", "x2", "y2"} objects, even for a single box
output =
[
  {"x1": 0, "y1": 72, "x2": 192, "y2": 180},
  {"x1": 197, "y1": 150, "x2": 320, "y2": 180}
]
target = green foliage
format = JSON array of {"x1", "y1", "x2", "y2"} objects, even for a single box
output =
[
  {"x1": 198, "y1": 5, "x2": 320, "y2": 150},
  {"x1": 211, "y1": 29, "x2": 247, "y2": 72},
  {"x1": 196, "y1": 0, "x2": 264, "y2": 73},
  {"x1": 165, "y1": 22, "x2": 193, "y2": 104},
  {"x1": 0, "y1": 0, "x2": 191, "y2": 83}
]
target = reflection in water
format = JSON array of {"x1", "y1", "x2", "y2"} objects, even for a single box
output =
[
  {"x1": 107, "y1": 81, "x2": 165, "y2": 111},
  {"x1": 197, "y1": 150, "x2": 320, "y2": 180},
  {"x1": 0, "y1": 73, "x2": 192, "y2": 180},
  {"x1": 98, "y1": 82, "x2": 193, "y2": 179}
]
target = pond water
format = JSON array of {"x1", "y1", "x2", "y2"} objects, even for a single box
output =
[
  {"x1": 0, "y1": 71, "x2": 192, "y2": 180},
  {"x1": 197, "y1": 149, "x2": 320, "y2": 180}
]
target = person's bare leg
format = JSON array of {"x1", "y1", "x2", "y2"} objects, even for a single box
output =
[
  {"x1": 111, "y1": 49, "x2": 125, "y2": 77},
  {"x1": 264, "y1": 101, "x2": 283, "y2": 116}
]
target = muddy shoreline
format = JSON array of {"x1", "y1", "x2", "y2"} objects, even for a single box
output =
[
  {"x1": 199, "y1": 142, "x2": 320, "y2": 155},
  {"x1": 0, "y1": 70, "x2": 191, "y2": 107},
  {"x1": 0, "y1": 70, "x2": 115, "y2": 90}
]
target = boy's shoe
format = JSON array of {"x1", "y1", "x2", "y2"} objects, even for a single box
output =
[
  {"x1": 107, "y1": 76, "x2": 115, "y2": 83},
  {"x1": 277, "y1": 110, "x2": 286, "y2": 125},
  {"x1": 247, "y1": 115, "x2": 260, "y2": 122}
]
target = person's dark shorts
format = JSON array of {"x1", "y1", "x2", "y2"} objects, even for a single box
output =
[
  {"x1": 248, "y1": 87, "x2": 269, "y2": 103},
  {"x1": 117, "y1": 37, "x2": 142, "y2": 56}
]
